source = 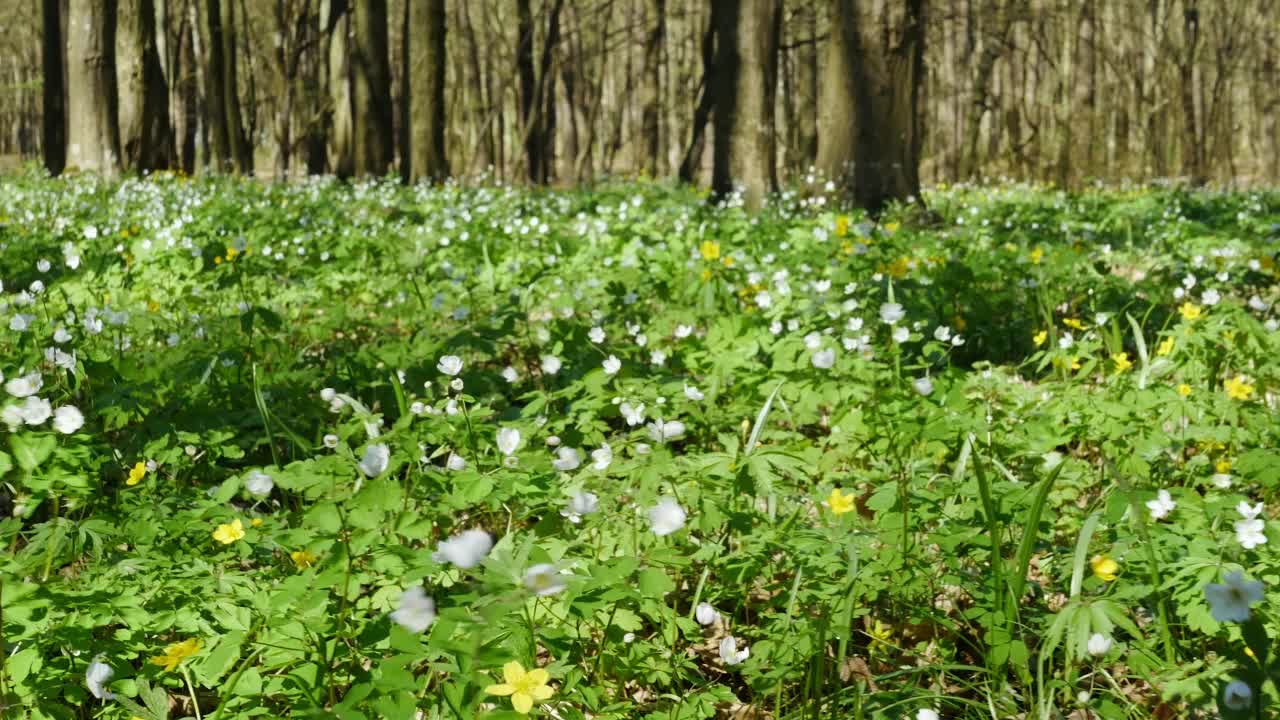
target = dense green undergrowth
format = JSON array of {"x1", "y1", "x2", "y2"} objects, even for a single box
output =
[{"x1": 1, "y1": 174, "x2": 1279, "y2": 720}]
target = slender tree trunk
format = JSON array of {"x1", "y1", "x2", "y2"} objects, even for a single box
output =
[
  {"x1": 66, "y1": 0, "x2": 122, "y2": 174},
  {"x1": 404, "y1": 0, "x2": 448, "y2": 182},
  {"x1": 710, "y1": 0, "x2": 780, "y2": 209},
  {"x1": 41, "y1": 0, "x2": 66, "y2": 175},
  {"x1": 350, "y1": 0, "x2": 394, "y2": 175},
  {"x1": 1179, "y1": 0, "x2": 1204, "y2": 184},
  {"x1": 325, "y1": 0, "x2": 353, "y2": 176},
  {"x1": 817, "y1": 0, "x2": 927, "y2": 213},
  {"x1": 679, "y1": 1, "x2": 720, "y2": 184},
  {"x1": 118, "y1": 0, "x2": 173, "y2": 171},
  {"x1": 641, "y1": 0, "x2": 666, "y2": 177}
]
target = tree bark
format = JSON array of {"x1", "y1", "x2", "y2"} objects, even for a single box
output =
[
  {"x1": 66, "y1": 0, "x2": 122, "y2": 175},
  {"x1": 325, "y1": 0, "x2": 353, "y2": 176},
  {"x1": 118, "y1": 0, "x2": 174, "y2": 171},
  {"x1": 817, "y1": 0, "x2": 927, "y2": 214},
  {"x1": 641, "y1": 0, "x2": 666, "y2": 177},
  {"x1": 41, "y1": 0, "x2": 66, "y2": 175},
  {"x1": 350, "y1": 0, "x2": 395, "y2": 176},
  {"x1": 404, "y1": 0, "x2": 449, "y2": 182},
  {"x1": 711, "y1": 0, "x2": 780, "y2": 209}
]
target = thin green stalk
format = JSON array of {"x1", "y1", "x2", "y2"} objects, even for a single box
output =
[
  {"x1": 181, "y1": 665, "x2": 205, "y2": 720},
  {"x1": 1115, "y1": 473, "x2": 1176, "y2": 663}
]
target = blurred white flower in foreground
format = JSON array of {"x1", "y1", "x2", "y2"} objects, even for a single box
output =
[
  {"x1": 434, "y1": 529, "x2": 493, "y2": 568},
  {"x1": 648, "y1": 497, "x2": 687, "y2": 536},
  {"x1": 390, "y1": 586, "x2": 436, "y2": 633},
  {"x1": 1146, "y1": 489, "x2": 1175, "y2": 520},
  {"x1": 1205, "y1": 571, "x2": 1264, "y2": 622},
  {"x1": 85, "y1": 655, "x2": 114, "y2": 700},
  {"x1": 719, "y1": 636, "x2": 749, "y2": 665},
  {"x1": 523, "y1": 564, "x2": 567, "y2": 596},
  {"x1": 497, "y1": 428, "x2": 522, "y2": 456},
  {"x1": 695, "y1": 602, "x2": 719, "y2": 626},
  {"x1": 436, "y1": 355, "x2": 463, "y2": 376},
  {"x1": 359, "y1": 444, "x2": 390, "y2": 477}
]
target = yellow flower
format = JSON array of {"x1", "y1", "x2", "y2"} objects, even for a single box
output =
[
  {"x1": 1090, "y1": 554, "x2": 1119, "y2": 582},
  {"x1": 1179, "y1": 302, "x2": 1202, "y2": 321},
  {"x1": 826, "y1": 488, "x2": 855, "y2": 516},
  {"x1": 250, "y1": 518, "x2": 263, "y2": 528},
  {"x1": 214, "y1": 256, "x2": 223, "y2": 265},
  {"x1": 485, "y1": 661, "x2": 554, "y2": 714},
  {"x1": 883, "y1": 221, "x2": 900, "y2": 234},
  {"x1": 126, "y1": 462, "x2": 147, "y2": 486},
  {"x1": 867, "y1": 619, "x2": 893, "y2": 653},
  {"x1": 212, "y1": 519, "x2": 245, "y2": 545},
  {"x1": 700, "y1": 268, "x2": 713, "y2": 282},
  {"x1": 1177, "y1": 383, "x2": 1192, "y2": 397},
  {"x1": 149, "y1": 638, "x2": 202, "y2": 672},
  {"x1": 1156, "y1": 338, "x2": 1175, "y2": 356},
  {"x1": 225, "y1": 246, "x2": 239, "y2": 261},
  {"x1": 1217, "y1": 459, "x2": 1233, "y2": 474},
  {"x1": 1029, "y1": 247, "x2": 1044, "y2": 265},
  {"x1": 1033, "y1": 330, "x2": 1048, "y2": 347},
  {"x1": 699, "y1": 240, "x2": 721, "y2": 261},
  {"x1": 291, "y1": 549, "x2": 319, "y2": 569},
  {"x1": 721, "y1": 255, "x2": 735, "y2": 267},
  {"x1": 835, "y1": 215, "x2": 850, "y2": 237},
  {"x1": 1112, "y1": 353, "x2": 1132, "y2": 373},
  {"x1": 1224, "y1": 376, "x2": 1255, "y2": 401},
  {"x1": 1063, "y1": 318, "x2": 1087, "y2": 331}
]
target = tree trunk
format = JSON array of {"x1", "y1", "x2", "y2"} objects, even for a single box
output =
[
  {"x1": 118, "y1": 0, "x2": 173, "y2": 171},
  {"x1": 41, "y1": 0, "x2": 66, "y2": 175},
  {"x1": 218, "y1": 0, "x2": 251, "y2": 172},
  {"x1": 1179, "y1": 0, "x2": 1204, "y2": 184},
  {"x1": 516, "y1": 0, "x2": 539, "y2": 181},
  {"x1": 66, "y1": 0, "x2": 122, "y2": 175},
  {"x1": 325, "y1": 0, "x2": 353, "y2": 176},
  {"x1": 350, "y1": 0, "x2": 395, "y2": 176},
  {"x1": 404, "y1": 0, "x2": 449, "y2": 182},
  {"x1": 817, "y1": 0, "x2": 927, "y2": 214},
  {"x1": 711, "y1": 0, "x2": 780, "y2": 209},
  {"x1": 679, "y1": 2, "x2": 719, "y2": 183},
  {"x1": 641, "y1": 0, "x2": 666, "y2": 177}
]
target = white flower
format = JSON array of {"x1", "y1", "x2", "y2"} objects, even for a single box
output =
[
  {"x1": 718, "y1": 636, "x2": 749, "y2": 665},
  {"x1": 879, "y1": 303, "x2": 905, "y2": 324},
  {"x1": 523, "y1": 564, "x2": 568, "y2": 596},
  {"x1": 933, "y1": 326, "x2": 952, "y2": 342},
  {"x1": 913, "y1": 377, "x2": 934, "y2": 396},
  {"x1": 1087, "y1": 632, "x2": 1112, "y2": 657},
  {"x1": 553, "y1": 447, "x2": 581, "y2": 471},
  {"x1": 389, "y1": 586, "x2": 436, "y2": 633},
  {"x1": 591, "y1": 443, "x2": 613, "y2": 470},
  {"x1": 804, "y1": 332, "x2": 823, "y2": 350},
  {"x1": 1204, "y1": 571, "x2": 1265, "y2": 623},
  {"x1": 650, "y1": 349, "x2": 667, "y2": 366},
  {"x1": 245, "y1": 470, "x2": 274, "y2": 498},
  {"x1": 754, "y1": 291, "x2": 772, "y2": 309},
  {"x1": 769, "y1": 320, "x2": 783, "y2": 335},
  {"x1": 450, "y1": 378, "x2": 464, "y2": 392},
  {"x1": 811, "y1": 348, "x2": 835, "y2": 369},
  {"x1": 1058, "y1": 332, "x2": 1074, "y2": 350},
  {"x1": 1202, "y1": 288, "x2": 1221, "y2": 306},
  {"x1": 540, "y1": 355, "x2": 562, "y2": 375},
  {"x1": 602, "y1": 355, "x2": 622, "y2": 375},
  {"x1": 436, "y1": 355, "x2": 463, "y2": 376},
  {"x1": 675, "y1": 324, "x2": 693, "y2": 339},
  {"x1": 52, "y1": 405, "x2": 84, "y2": 434},
  {"x1": 561, "y1": 491, "x2": 599, "y2": 522},
  {"x1": 621, "y1": 402, "x2": 646, "y2": 426},
  {"x1": 323, "y1": 434, "x2": 340, "y2": 449},
  {"x1": 1223, "y1": 680, "x2": 1253, "y2": 711},
  {"x1": 951, "y1": 334, "x2": 965, "y2": 347},
  {"x1": 53, "y1": 327, "x2": 72, "y2": 343},
  {"x1": 1235, "y1": 518, "x2": 1267, "y2": 549},
  {"x1": 683, "y1": 384, "x2": 705, "y2": 401},
  {"x1": 85, "y1": 655, "x2": 114, "y2": 700},
  {"x1": 1237, "y1": 501, "x2": 1264, "y2": 520},
  {"x1": 1146, "y1": 489, "x2": 1175, "y2": 520},
  {"x1": 497, "y1": 427, "x2": 522, "y2": 456},
  {"x1": 20, "y1": 396, "x2": 52, "y2": 425},
  {"x1": 502, "y1": 366, "x2": 519, "y2": 383},
  {"x1": 5, "y1": 373, "x2": 42, "y2": 398},
  {"x1": 358, "y1": 444, "x2": 390, "y2": 477},
  {"x1": 10, "y1": 314, "x2": 34, "y2": 332},
  {"x1": 433, "y1": 529, "x2": 493, "y2": 568},
  {"x1": 446, "y1": 452, "x2": 467, "y2": 471},
  {"x1": 648, "y1": 497, "x2": 687, "y2": 536},
  {"x1": 647, "y1": 418, "x2": 685, "y2": 443},
  {"x1": 892, "y1": 326, "x2": 909, "y2": 343},
  {"x1": 1212, "y1": 473, "x2": 1233, "y2": 488},
  {"x1": 320, "y1": 387, "x2": 337, "y2": 402},
  {"x1": 916, "y1": 711, "x2": 940, "y2": 720},
  {"x1": 589, "y1": 327, "x2": 606, "y2": 343},
  {"x1": 695, "y1": 602, "x2": 719, "y2": 626}
]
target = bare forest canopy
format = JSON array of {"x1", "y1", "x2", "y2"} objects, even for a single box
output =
[{"x1": 0, "y1": 0, "x2": 1277, "y2": 211}]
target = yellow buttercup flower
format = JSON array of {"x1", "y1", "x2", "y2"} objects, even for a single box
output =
[
  {"x1": 485, "y1": 661, "x2": 554, "y2": 714},
  {"x1": 1177, "y1": 383, "x2": 1192, "y2": 397},
  {"x1": 1033, "y1": 330, "x2": 1048, "y2": 347},
  {"x1": 225, "y1": 246, "x2": 239, "y2": 261},
  {"x1": 1029, "y1": 247, "x2": 1044, "y2": 265},
  {"x1": 699, "y1": 240, "x2": 721, "y2": 261},
  {"x1": 835, "y1": 215, "x2": 850, "y2": 237},
  {"x1": 291, "y1": 549, "x2": 319, "y2": 569},
  {"x1": 1156, "y1": 338, "x2": 1175, "y2": 356},
  {"x1": 1090, "y1": 554, "x2": 1119, "y2": 582},
  {"x1": 1179, "y1": 302, "x2": 1202, "y2": 321},
  {"x1": 1224, "y1": 376, "x2": 1255, "y2": 401},
  {"x1": 213, "y1": 519, "x2": 245, "y2": 545},
  {"x1": 250, "y1": 518, "x2": 263, "y2": 528},
  {"x1": 127, "y1": 462, "x2": 147, "y2": 486},
  {"x1": 883, "y1": 221, "x2": 900, "y2": 234},
  {"x1": 1112, "y1": 353, "x2": 1132, "y2": 373},
  {"x1": 721, "y1": 255, "x2": 735, "y2": 267},
  {"x1": 826, "y1": 488, "x2": 855, "y2": 516},
  {"x1": 1063, "y1": 318, "x2": 1087, "y2": 331},
  {"x1": 1217, "y1": 459, "x2": 1233, "y2": 474},
  {"x1": 149, "y1": 638, "x2": 202, "y2": 672}
]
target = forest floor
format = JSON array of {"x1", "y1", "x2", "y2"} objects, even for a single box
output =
[{"x1": 2, "y1": 174, "x2": 1279, "y2": 720}]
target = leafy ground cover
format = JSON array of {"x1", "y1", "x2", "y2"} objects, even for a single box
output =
[{"x1": 1, "y1": 175, "x2": 1279, "y2": 720}]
